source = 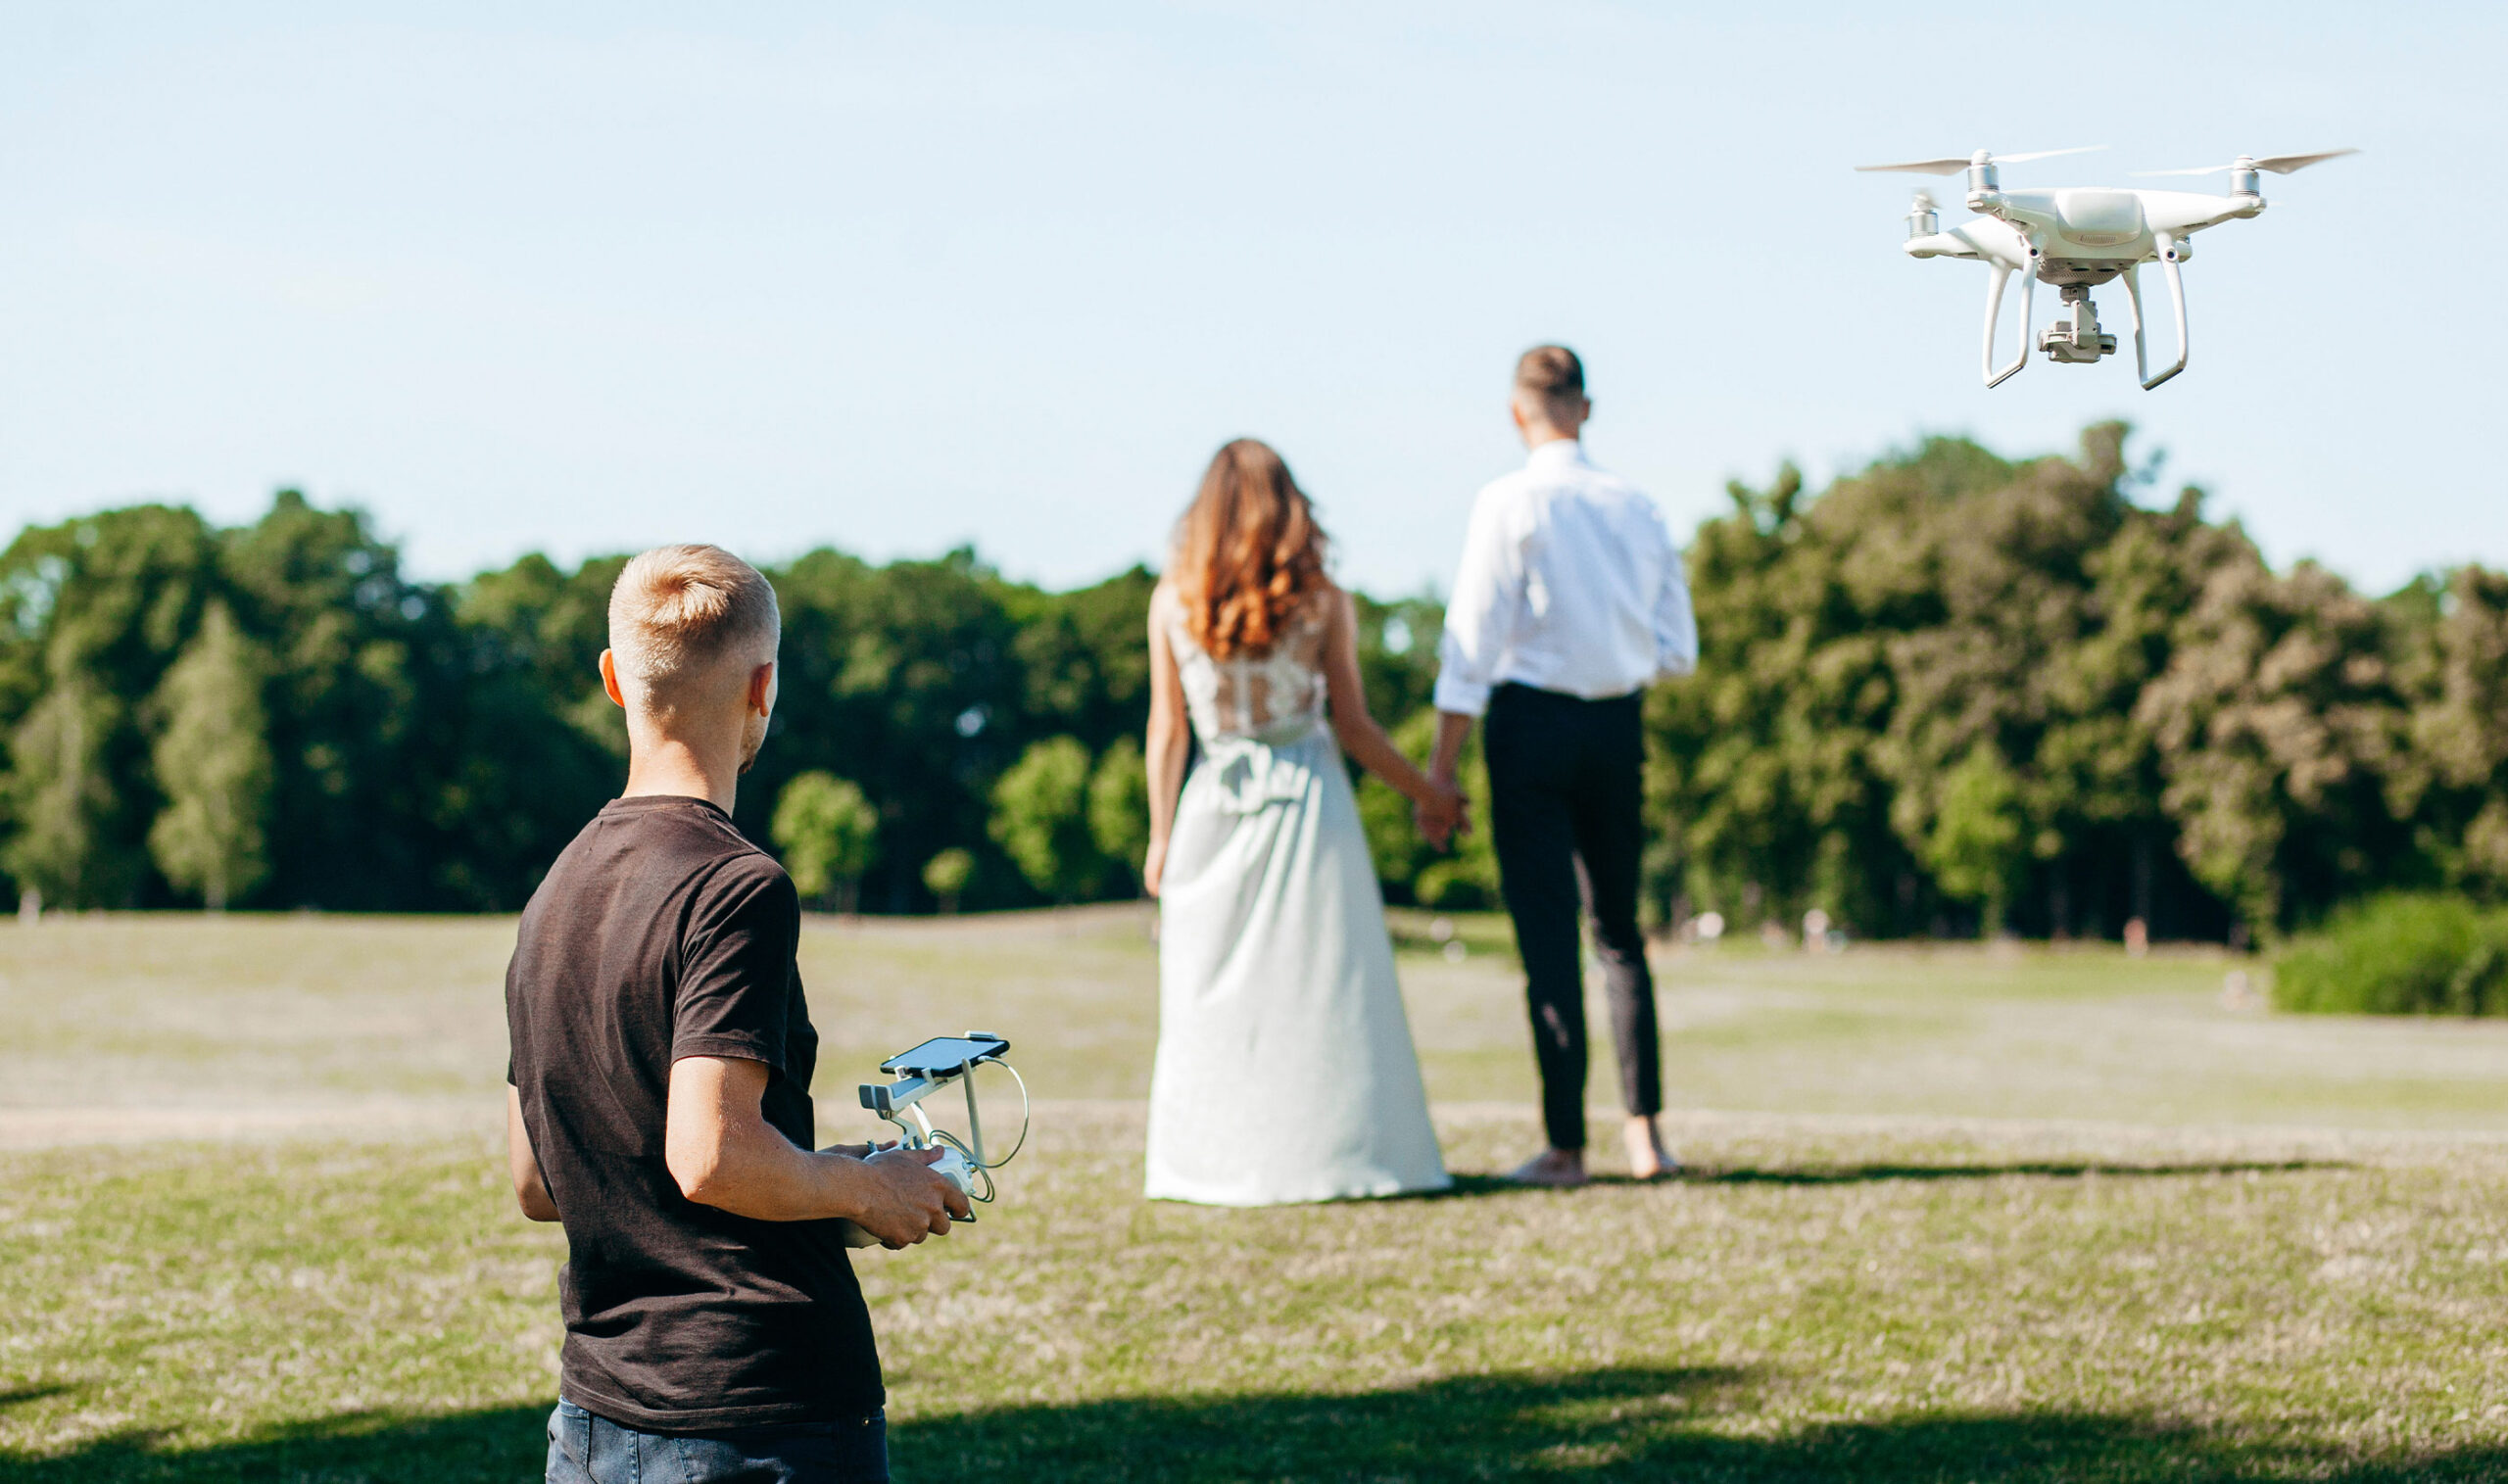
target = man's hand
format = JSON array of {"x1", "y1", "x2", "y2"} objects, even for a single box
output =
[
  {"x1": 1418, "y1": 711, "x2": 1477, "y2": 849},
  {"x1": 852, "y1": 1145, "x2": 974, "y2": 1249}
]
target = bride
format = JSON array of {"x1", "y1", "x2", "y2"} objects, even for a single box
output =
[{"x1": 1140, "y1": 438, "x2": 1460, "y2": 1205}]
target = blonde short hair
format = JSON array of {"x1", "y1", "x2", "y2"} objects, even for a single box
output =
[{"x1": 606, "y1": 544, "x2": 780, "y2": 706}]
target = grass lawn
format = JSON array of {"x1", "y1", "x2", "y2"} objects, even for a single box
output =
[{"x1": 5, "y1": 911, "x2": 2508, "y2": 1480}]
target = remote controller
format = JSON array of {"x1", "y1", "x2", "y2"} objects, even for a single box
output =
[
  {"x1": 835, "y1": 1143, "x2": 979, "y2": 1249},
  {"x1": 927, "y1": 1143, "x2": 976, "y2": 1201},
  {"x1": 836, "y1": 1032, "x2": 1022, "y2": 1248}
]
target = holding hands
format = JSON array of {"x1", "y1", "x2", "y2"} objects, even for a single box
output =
[{"x1": 1414, "y1": 776, "x2": 1469, "y2": 850}]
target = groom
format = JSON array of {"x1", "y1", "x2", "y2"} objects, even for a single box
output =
[{"x1": 1424, "y1": 346, "x2": 1697, "y2": 1186}]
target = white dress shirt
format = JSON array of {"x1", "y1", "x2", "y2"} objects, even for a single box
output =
[{"x1": 1432, "y1": 439, "x2": 1697, "y2": 717}]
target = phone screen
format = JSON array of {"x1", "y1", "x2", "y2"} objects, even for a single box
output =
[{"x1": 881, "y1": 1034, "x2": 1008, "y2": 1076}]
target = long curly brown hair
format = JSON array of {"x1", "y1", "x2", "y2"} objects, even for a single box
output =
[{"x1": 1172, "y1": 439, "x2": 1329, "y2": 661}]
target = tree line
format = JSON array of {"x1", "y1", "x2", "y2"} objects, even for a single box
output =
[{"x1": 4, "y1": 424, "x2": 2501, "y2": 938}]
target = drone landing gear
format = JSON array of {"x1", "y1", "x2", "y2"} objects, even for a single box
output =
[
  {"x1": 2039, "y1": 285, "x2": 2118, "y2": 365},
  {"x1": 2118, "y1": 242, "x2": 2191, "y2": 390}
]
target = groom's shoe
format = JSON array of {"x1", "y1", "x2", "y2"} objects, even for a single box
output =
[
  {"x1": 1507, "y1": 1149, "x2": 1588, "y2": 1187},
  {"x1": 1624, "y1": 1116, "x2": 1681, "y2": 1181}
]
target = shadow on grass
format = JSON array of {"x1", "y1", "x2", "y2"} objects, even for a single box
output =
[
  {"x1": 0, "y1": 1405, "x2": 548, "y2": 1484},
  {"x1": 1699, "y1": 1158, "x2": 2345, "y2": 1187},
  {"x1": 6, "y1": 1367, "x2": 2501, "y2": 1483},
  {"x1": 1430, "y1": 1159, "x2": 2341, "y2": 1199}
]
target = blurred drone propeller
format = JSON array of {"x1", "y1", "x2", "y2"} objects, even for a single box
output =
[
  {"x1": 1855, "y1": 145, "x2": 2104, "y2": 176},
  {"x1": 2133, "y1": 148, "x2": 2360, "y2": 177}
]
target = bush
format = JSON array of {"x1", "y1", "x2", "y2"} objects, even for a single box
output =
[
  {"x1": 922, "y1": 847, "x2": 975, "y2": 913},
  {"x1": 2272, "y1": 892, "x2": 2508, "y2": 1016},
  {"x1": 771, "y1": 772, "x2": 878, "y2": 912},
  {"x1": 989, "y1": 737, "x2": 1103, "y2": 901}
]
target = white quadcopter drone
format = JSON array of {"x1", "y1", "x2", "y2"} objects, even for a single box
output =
[{"x1": 1857, "y1": 145, "x2": 2356, "y2": 389}]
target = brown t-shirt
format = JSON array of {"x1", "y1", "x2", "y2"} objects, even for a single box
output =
[{"x1": 505, "y1": 794, "x2": 880, "y2": 1431}]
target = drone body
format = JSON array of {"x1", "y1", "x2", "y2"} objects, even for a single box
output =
[{"x1": 1857, "y1": 147, "x2": 2354, "y2": 389}]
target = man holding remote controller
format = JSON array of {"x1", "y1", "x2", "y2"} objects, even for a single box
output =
[{"x1": 505, "y1": 544, "x2": 967, "y2": 1484}]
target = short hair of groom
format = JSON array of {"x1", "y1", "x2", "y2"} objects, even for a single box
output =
[
  {"x1": 606, "y1": 544, "x2": 782, "y2": 713},
  {"x1": 1513, "y1": 344, "x2": 1587, "y2": 424}
]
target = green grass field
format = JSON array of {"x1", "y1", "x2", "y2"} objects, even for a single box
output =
[{"x1": 6, "y1": 911, "x2": 2508, "y2": 1481}]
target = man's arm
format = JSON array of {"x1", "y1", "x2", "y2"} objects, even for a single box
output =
[
  {"x1": 663, "y1": 1054, "x2": 970, "y2": 1246},
  {"x1": 1420, "y1": 488, "x2": 1522, "y2": 847},
  {"x1": 1653, "y1": 518, "x2": 1698, "y2": 678},
  {"x1": 1429, "y1": 488, "x2": 1524, "y2": 724},
  {"x1": 506, "y1": 1085, "x2": 560, "y2": 1222}
]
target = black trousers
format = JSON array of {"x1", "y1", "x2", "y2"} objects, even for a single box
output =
[{"x1": 1483, "y1": 683, "x2": 1662, "y2": 1151}]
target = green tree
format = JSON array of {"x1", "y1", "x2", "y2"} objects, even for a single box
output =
[
  {"x1": 0, "y1": 504, "x2": 223, "y2": 908},
  {"x1": 2138, "y1": 551, "x2": 2414, "y2": 938},
  {"x1": 1008, "y1": 565, "x2": 1159, "y2": 745},
  {"x1": 989, "y1": 736, "x2": 1103, "y2": 901},
  {"x1": 761, "y1": 547, "x2": 1028, "y2": 913},
  {"x1": 1649, "y1": 427, "x2": 2243, "y2": 941},
  {"x1": 2, "y1": 656, "x2": 128, "y2": 908},
  {"x1": 145, "y1": 602, "x2": 273, "y2": 910},
  {"x1": 2402, "y1": 565, "x2": 2508, "y2": 895},
  {"x1": 771, "y1": 771, "x2": 880, "y2": 913},
  {"x1": 1086, "y1": 736, "x2": 1150, "y2": 893},
  {"x1": 923, "y1": 847, "x2": 975, "y2": 914},
  {"x1": 219, "y1": 490, "x2": 440, "y2": 911},
  {"x1": 429, "y1": 551, "x2": 624, "y2": 908},
  {"x1": 1920, "y1": 745, "x2": 2029, "y2": 933},
  {"x1": 1351, "y1": 591, "x2": 1446, "y2": 727}
]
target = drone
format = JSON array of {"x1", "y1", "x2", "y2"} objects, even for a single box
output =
[{"x1": 1856, "y1": 145, "x2": 2356, "y2": 389}]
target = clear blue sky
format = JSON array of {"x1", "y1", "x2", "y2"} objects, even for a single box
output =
[{"x1": 3, "y1": 2, "x2": 2499, "y2": 598}]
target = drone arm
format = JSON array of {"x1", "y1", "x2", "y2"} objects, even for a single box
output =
[{"x1": 2142, "y1": 192, "x2": 2254, "y2": 235}]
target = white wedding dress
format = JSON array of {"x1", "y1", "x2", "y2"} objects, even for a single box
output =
[{"x1": 1143, "y1": 591, "x2": 1450, "y2": 1205}]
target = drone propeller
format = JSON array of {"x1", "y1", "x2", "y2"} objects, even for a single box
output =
[
  {"x1": 2133, "y1": 148, "x2": 2359, "y2": 177},
  {"x1": 1855, "y1": 145, "x2": 2104, "y2": 176}
]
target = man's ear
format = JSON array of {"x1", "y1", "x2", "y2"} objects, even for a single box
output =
[
  {"x1": 748, "y1": 661, "x2": 776, "y2": 717},
  {"x1": 1509, "y1": 397, "x2": 1529, "y2": 435},
  {"x1": 600, "y1": 649, "x2": 626, "y2": 709}
]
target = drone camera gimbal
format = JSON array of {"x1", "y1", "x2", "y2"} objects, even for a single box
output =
[{"x1": 2040, "y1": 286, "x2": 2118, "y2": 365}]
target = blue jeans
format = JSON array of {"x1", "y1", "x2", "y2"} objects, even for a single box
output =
[{"x1": 546, "y1": 1399, "x2": 889, "y2": 1484}]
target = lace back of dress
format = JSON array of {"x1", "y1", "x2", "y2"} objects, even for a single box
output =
[{"x1": 1171, "y1": 597, "x2": 1329, "y2": 743}]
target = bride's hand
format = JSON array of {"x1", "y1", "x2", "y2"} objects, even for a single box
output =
[{"x1": 1143, "y1": 836, "x2": 1169, "y2": 898}]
